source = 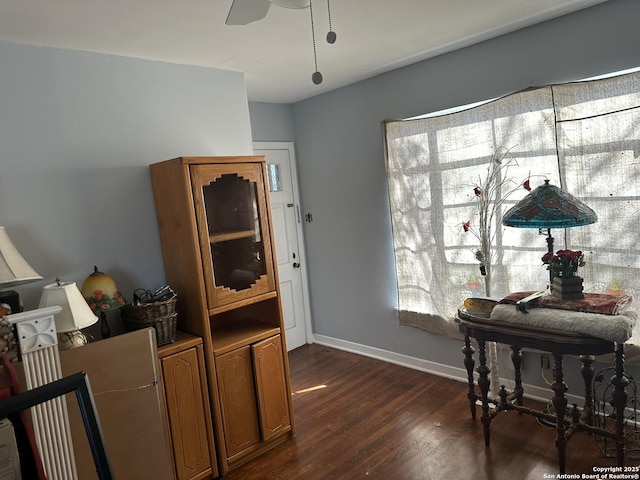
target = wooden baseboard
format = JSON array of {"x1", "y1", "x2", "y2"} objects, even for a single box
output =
[{"x1": 312, "y1": 334, "x2": 580, "y2": 405}]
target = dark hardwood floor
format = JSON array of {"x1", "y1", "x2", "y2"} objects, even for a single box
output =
[{"x1": 222, "y1": 343, "x2": 638, "y2": 480}]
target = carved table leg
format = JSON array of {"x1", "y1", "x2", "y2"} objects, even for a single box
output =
[
  {"x1": 462, "y1": 335, "x2": 476, "y2": 420},
  {"x1": 579, "y1": 354, "x2": 595, "y2": 426},
  {"x1": 475, "y1": 338, "x2": 491, "y2": 446},
  {"x1": 551, "y1": 352, "x2": 568, "y2": 474},
  {"x1": 511, "y1": 345, "x2": 523, "y2": 407},
  {"x1": 611, "y1": 344, "x2": 628, "y2": 467}
]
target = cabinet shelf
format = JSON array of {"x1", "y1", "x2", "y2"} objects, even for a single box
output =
[
  {"x1": 211, "y1": 319, "x2": 280, "y2": 356},
  {"x1": 210, "y1": 230, "x2": 255, "y2": 243},
  {"x1": 208, "y1": 291, "x2": 278, "y2": 317}
]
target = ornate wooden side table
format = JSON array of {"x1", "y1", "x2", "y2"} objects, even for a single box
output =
[{"x1": 456, "y1": 307, "x2": 629, "y2": 474}]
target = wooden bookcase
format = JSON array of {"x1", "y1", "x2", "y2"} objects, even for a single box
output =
[{"x1": 149, "y1": 156, "x2": 295, "y2": 475}]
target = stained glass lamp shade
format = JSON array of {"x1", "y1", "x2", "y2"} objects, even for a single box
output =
[
  {"x1": 80, "y1": 266, "x2": 126, "y2": 339},
  {"x1": 502, "y1": 180, "x2": 597, "y2": 285},
  {"x1": 502, "y1": 180, "x2": 597, "y2": 229}
]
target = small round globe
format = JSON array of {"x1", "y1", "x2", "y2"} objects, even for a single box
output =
[
  {"x1": 80, "y1": 266, "x2": 126, "y2": 311},
  {"x1": 312, "y1": 71, "x2": 323, "y2": 85}
]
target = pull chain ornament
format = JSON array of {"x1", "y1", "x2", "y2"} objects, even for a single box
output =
[
  {"x1": 310, "y1": 0, "x2": 337, "y2": 85},
  {"x1": 310, "y1": 0, "x2": 322, "y2": 84}
]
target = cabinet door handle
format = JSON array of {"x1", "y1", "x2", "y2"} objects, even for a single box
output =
[{"x1": 293, "y1": 262, "x2": 300, "y2": 268}]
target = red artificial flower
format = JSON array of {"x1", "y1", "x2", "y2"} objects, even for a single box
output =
[
  {"x1": 523, "y1": 179, "x2": 531, "y2": 191},
  {"x1": 474, "y1": 187, "x2": 482, "y2": 197},
  {"x1": 542, "y1": 249, "x2": 585, "y2": 278},
  {"x1": 463, "y1": 221, "x2": 471, "y2": 232},
  {"x1": 557, "y1": 249, "x2": 583, "y2": 261}
]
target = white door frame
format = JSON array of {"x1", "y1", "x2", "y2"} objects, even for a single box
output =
[{"x1": 254, "y1": 141, "x2": 314, "y2": 347}]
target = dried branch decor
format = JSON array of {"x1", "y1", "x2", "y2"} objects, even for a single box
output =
[{"x1": 462, "y1": 146, "x2": 530, "y2": 297}]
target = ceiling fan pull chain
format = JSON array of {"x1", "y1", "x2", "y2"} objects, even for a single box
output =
[
  {"x1": 326, "y1": 0, "x2": 336, "y2": 44},
  {"x1": 310, "y1": 0, "x2": 323, "y2": 85}
]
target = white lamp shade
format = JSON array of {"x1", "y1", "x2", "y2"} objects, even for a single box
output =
[
  {"x1": 0, "y1": 226, "x2": 42, "y2": 287},
  {"x1": 39, "y1": 281, "x2": 98, "y2": 333}
]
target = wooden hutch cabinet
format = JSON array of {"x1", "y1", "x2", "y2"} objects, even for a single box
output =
[
  {"x1": 158, "y1": 332, "x2": 217, "y2": 480},
  {"x1": 149, "y1": 156, "x2": 295, "y2": 475}
]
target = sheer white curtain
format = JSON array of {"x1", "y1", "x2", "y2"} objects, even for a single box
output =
[{"x1": 384, "y1": 71, "x2": 640, "y2": 343}]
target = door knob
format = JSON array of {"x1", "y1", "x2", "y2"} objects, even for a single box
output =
[{"x1": 293, "y1": 262, "x2": 301, "y2": 268}]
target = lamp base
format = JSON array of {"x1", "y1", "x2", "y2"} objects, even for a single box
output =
[
  {"x1": 99, "y1": 311, "x2": 110, "y2": 339},
  {"x1": 58, "y1": 331, "x2": 91, "y2": 350}
]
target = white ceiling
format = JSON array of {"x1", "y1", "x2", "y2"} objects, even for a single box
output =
[{"x1": 0, "y1": 0, "x2": 607, "y2": 103}]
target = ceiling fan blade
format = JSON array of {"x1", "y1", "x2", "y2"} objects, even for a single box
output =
[
  {"x1": 271, "y1": 0, "x2": 310, "y2": 8},
  {"x1": 226, "y1": 0, "x2": 271, "y2": 25}
]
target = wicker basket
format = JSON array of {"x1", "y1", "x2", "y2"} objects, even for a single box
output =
[{"x1": 120, "y1": 296, "x2": 177, "y2": 346}]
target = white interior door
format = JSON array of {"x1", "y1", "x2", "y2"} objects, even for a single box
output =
[{"x1": 254, "y1": 142, "x2": 312, "y2": 351}]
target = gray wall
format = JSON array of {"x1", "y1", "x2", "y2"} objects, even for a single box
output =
[
  {"x1": 251, "y1": 0, "x2": 640, "y2": 389},
  {"x1": 2, "y1": 0, "x2": 636, "y2": 390},
  {"x1": 1, "y1": 41, "x2": 254, "y2": 337},
  {"x1": 249, "y1": 102, "x2": 295, "y2": 142}
]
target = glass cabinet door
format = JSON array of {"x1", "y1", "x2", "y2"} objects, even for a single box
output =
[{"x1": 191, "y1": 163, "x2": 276, "y2": 309}]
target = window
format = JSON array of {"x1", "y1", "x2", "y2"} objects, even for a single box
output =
[{"x1": 384, "y1": 70, "x2": 640, "y2": 339}]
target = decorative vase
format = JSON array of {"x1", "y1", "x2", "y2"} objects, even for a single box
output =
[{"x1": 551, "y1": 276, "x2": 584, "y2": 300}]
